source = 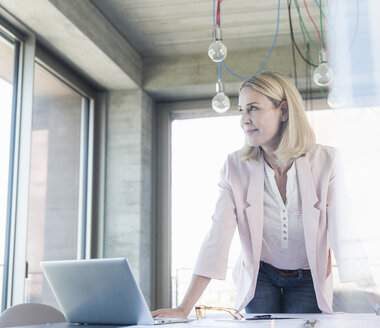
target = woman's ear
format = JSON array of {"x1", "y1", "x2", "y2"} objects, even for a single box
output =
[{"x1": 280, "y1": 101, "x2": 289, "y2": 122}]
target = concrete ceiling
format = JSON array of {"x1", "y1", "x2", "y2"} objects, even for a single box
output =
[
  {"x1": 91, "y1": 0, "x2": 323, "y2": 58},
  {"x1": 0, "y1": 0, "x2": 325, "y2": 100}
]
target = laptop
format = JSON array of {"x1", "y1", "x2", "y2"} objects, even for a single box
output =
[{"x1": 41, "y1": 258, "x2": 189, "y2": 325}]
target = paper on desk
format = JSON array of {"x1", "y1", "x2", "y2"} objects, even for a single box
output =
[{"x1": 185, "y1": 318, "x2": 308, "y2": 327}]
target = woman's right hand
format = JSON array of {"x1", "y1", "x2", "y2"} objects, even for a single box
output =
[
  {"x1": 151, "y1": 307, "x2": 187, "y2": 319},
  {"x1": 151, "y1": 274, "x2": 210, "y2": 320}
]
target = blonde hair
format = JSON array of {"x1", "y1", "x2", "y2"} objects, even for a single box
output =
[{"x1": 239, "y1": 71, "x2": 315, "y2": 165}]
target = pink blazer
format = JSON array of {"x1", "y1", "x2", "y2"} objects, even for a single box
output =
[{"x1": 193, "y1": 144, "x2": 367, "y2": 313}]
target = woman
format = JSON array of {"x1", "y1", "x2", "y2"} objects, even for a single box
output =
[{"x1": 152, "y1": 71, "x2": 368, "y2": 317}]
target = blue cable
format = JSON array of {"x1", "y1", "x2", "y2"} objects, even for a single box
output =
[
  {"x1": 222, "y1": 0, "x2": 281, "y2": 80},
  {"x1": 313, "y1": 0, "x2": 330, "y2": 26},
  {"x1": 213, "y1": 0, "x2": 222, "y2": 82},
  {"x1": 213, "y1": 0, "x2": 221, "y2": 28}
]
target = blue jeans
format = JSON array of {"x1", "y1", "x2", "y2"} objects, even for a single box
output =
[{"x1": 245, "y1": 262, "x2": 321, "y2": 313}]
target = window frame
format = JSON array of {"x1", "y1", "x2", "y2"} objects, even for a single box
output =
[
  {"x1": 0, "y1": 23, "x2": 22, "y2": 312},
  {"x1": 0, "y1": 17, "x2": 97, "y2": 309}
]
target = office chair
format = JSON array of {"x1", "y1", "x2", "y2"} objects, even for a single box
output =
[{"x1": 0, "y1": 303, "x2": 66, "y2": 327}]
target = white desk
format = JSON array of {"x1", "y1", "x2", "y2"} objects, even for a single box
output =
[{"x1": 10, "y1": 313, "x2": 380, "y2": 328}]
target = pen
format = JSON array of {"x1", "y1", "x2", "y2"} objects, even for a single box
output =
[
  {"x1": 246, "y1": 314, "x2": 272, "y2": 320},
  {"x1": 246, "y1": 315, "x2": 301, "y2": 321}
]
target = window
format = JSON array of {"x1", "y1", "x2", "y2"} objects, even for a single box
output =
[
  {"x1": 171, "y1": 115, "x2": 242, "y2": 307},
  {"x1": 0, "y1": 31, "x2": 19, "y2": 311},
  {"x1": 24, "y1": 62, "x2": 91, "y2": 307},
  {"x1": 0, "y1": 19, "x2": 94, "y2": 310}
]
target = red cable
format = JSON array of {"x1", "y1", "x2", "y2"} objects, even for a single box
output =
[
  {"x1": 216, "y1": 0, "x2": 221, "y2": 27},
  {"x1": 303, "y1": 0, "x2": 322, "y2": 43}
]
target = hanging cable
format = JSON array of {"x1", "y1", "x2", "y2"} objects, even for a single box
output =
[
  {"x1": 291, "y1": 40, "x2": 298, "y2": 89},
  {"x1": 313, "y1": 0, "x2": 330, "y2": 25},
  {"x1": 294, "y1": 0, "x2": 319, "y2": 54},
  {"x1": 303, "y1": 0, "x2": 324, "y2": 49},
  {"x1": 288, "y1": 0, "x2": 317, "y2": 68},
  {"x1": 221, "y1": 0, "x2": 281, "y2": 80},
  {"x1": 212, "y1": 0, "x2": 222, "y2": 27},
  {"x1": 319, "y1": 0, "x2": 325, "y2": 50},
  {"x1": 216, "y1": 0, "x2": 221, "y2": 27},
  {"x1": 288, "y1": 0, "x2": 298, "y2": 87}
]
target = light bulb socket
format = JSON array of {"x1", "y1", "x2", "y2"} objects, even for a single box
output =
[
  {"x1": 216, "y1": 80, "x2": 225, "y2": 93},
  {"x1": 318, "y1": 50, "x2": 328, "y2": 64},
  {"x1": 212, "y1": 26, "x2": 223, "y2": 41}
]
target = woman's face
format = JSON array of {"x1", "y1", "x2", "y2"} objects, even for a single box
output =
[{"x1": 239, "y1": 87, "x2": 287, "y2": 151}]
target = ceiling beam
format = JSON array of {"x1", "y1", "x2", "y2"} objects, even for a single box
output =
[
  {"x1": 48, "y1": 0, "x2": 142, "y2": 87},
  {"x1": 0, "y1": 0, "x2": 142, "y2": 90}
]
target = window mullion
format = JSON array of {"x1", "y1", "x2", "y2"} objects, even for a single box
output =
[{"x1": 8, "y1": 33, "x2": 36, "y2": 306}]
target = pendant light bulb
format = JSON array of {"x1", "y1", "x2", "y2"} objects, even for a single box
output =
[
  {"x1": 208, "y1": 27, "x2": 227, "y2": 62},
  {"x1": 313, "y1": 50, "x2": 333, "y2": 87},
  {"x1": 212, "y1": 80, "x2": 230, "y2": 113}
]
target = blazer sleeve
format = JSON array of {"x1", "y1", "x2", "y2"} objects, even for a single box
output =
[
  {"x1": 327, "y1": 149, "x2": 372, "y2": 282},
  {"x1": 192, "y1": 155, "x2": 237, "y2": 280}
]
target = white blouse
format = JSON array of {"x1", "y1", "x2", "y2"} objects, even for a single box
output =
[{"x1": 260, "y1": 160, "x2": 310, "y2": 270}]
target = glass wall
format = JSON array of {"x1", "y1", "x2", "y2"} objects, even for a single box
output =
[
  {"x1": 307, "y1": 106, "x2": 380, "y2": 311},
  {"x1": 24, "y1": 62, "x2": 86, "y2": 307},
  {"x1": 0, "y1": 32, "x2": 17, "y2": 311}
]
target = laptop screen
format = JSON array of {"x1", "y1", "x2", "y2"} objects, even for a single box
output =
[{"x1": 41, "y1": 258, "x2": 154, "y2": 325}]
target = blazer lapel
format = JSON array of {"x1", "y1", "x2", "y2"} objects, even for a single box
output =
[
  {"x1": 245, "y1": 158, "x2": 264, "y2": 266},
  {"x1": 296, "y1": 155, "x2": 320, "y2": 273}
]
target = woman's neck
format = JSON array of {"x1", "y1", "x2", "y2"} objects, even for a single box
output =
[{"x1": 262, "y1": 148, "x2": 292, "y2": 176}]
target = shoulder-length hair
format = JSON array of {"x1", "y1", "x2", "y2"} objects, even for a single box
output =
[{"x1": 239, "y1": 71, "x2": 316, "y2": 166}]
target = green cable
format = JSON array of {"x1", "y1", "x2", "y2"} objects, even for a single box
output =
[
  {"x1": 306, "y1": 44, "x2": 314, "y2": 65},
  {"x1": 294, "y1": 0, "x2": 319, "y2": 53},
  {"x1": 297, "y1": 4, "x2": 318, "y2": 68},
  {"x1": 320, "y1": 0, "x2": 324, "y2": 49},
  {"x1": 319, "y1": 84, "x2": 327, "y2": 100},
  {"x1": 300, "y1": 19, "x2": 315, "y2": 52},
  {"x1": 294, "y1": 0, "x2": 327, "y2": 100},
  {"x1": 300, "y1": 15, "x2": 311, "y2": 54}
]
